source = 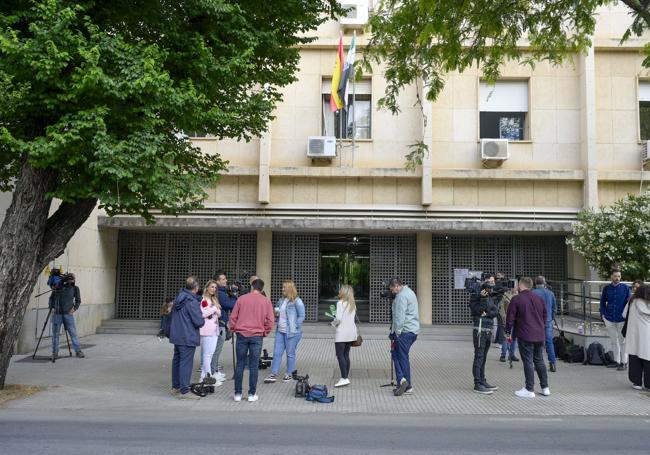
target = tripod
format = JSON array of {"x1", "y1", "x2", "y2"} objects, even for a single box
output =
[
  {"x1": 380, "y1": 308, "x2": 397, "y2": 388},
  {"x1": 32, "y1": 307, "x2": 72, "y2": 362}
]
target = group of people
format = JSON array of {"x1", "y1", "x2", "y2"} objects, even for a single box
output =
[{"x1": 164, "y1": 273, "x2": 422, "y2": 401}]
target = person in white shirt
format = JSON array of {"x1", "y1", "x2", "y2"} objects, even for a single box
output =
[{"x1": 331, "y1": 285, "x2": 358, "y2": 388}]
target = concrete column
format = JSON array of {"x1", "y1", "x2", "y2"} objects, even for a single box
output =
[
  {"x1": 421, "y1": 83, "x2": 433, "y2": 206},
  {"x1": 258, "y1": 125, "x2": 271, "y2": 204},
  {"x1": 256, "y1": 230, "x2": 273, "y2": 296},
  {"x1": 580, "y1": 46, "x2": 598, "y2": 209},
  {"x1": 416, "y1": 231, "x2": 433, "y2": 325}
]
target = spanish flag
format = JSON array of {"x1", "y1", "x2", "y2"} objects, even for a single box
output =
[{"x1": 330, "y1": 36, "x2": 344, "y2": 112}]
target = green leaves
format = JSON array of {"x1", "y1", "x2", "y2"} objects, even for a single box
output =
[
  {"x1": 567, "y1": 192, "x2": 650, "y2": 280},
  {"x1": 0, "y1": 0, "x2": 342, "y2": 219}
]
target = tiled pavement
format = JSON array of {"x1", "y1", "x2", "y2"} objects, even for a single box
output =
[{"x1": 4, "y1": 329, "x2": 650, "y2": 416}]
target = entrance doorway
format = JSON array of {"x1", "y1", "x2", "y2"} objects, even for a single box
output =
[{"x1": 319, "y1": 235, "x2": 370, "y2": 322}]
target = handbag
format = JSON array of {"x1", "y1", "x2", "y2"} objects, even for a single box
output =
[{"x1": 351, "y1": 314, "x2": 363, "y2": 347}]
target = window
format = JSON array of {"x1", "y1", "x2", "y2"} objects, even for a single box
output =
[
  {"x1": 479, "y1": 80, "x2": 529, "y2": 141},
  {"x1": 639, "y1": 81, "x2": 650, "y2": 140},
  {"x1": 322, "y1": 78, "x2": 371, "y2": 139}
]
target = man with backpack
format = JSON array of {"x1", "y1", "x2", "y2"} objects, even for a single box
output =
[
  {"x1": 600, "y1": 269, "x2": 630, "y2": 371},
  {"x1": 506, "y1": 277, "x2": 550, "y2": 398},
  {"x1": 533, "y1": 276, "x2": 558, "y2": 372}
]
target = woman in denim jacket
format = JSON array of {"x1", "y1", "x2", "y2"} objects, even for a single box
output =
[{"x1": 264, "y1": 280, "x2": 305, "y2": 383}]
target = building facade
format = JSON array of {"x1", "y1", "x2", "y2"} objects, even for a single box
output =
[{"x1": 5, "y1": 2, "x2": 650, "y2": 352}]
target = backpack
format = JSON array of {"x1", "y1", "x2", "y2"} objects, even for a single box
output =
[
  {"x1": 553, "y1": 331, "x2": 570, "y2": 361},
  {"x1": 305, "y1": 384, "x2": 335, "y2": 403},
  {"x1": 583, "y1": 342, "x2": 607, "y2": 365},
  {"x1": 564, "y1": 344, "x2": 584, "y2": 363}
]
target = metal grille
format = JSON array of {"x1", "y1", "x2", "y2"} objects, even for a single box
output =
[
  {"x1": 117, "y1": 231, "x2": 256, "y2": 319},
  {"x1": 431, "y1": 235, "x2": 567, "y2": 324},
  {"x1": 369, "y1": 235, "x2": 418, "y2": 324},
  {"x1": 271, "y1": 233, "x2": 320, "y2": 321}
]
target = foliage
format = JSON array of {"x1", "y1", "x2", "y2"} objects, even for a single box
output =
[
  {"x1": 567, "y1": 192, "x2": 650, "y2": 281},
  {"x1": 360, "y1": 0, "x2": 650, "y2": 170},
  {"x1": 0, "y1": 0, "x2": 341, "y2": 221}
]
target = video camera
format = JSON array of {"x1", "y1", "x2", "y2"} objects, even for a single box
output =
[
  {"x1": 47, "y1": 268, "x2": 75, "y2": 290},
  {"x1": 379, "y1": 281, "x2": 395, "y2": 300},
  {"x1": 259, "y1": 349, "x2": 272, "y2": 370},
  {"x1": 225, "y1": 271, "x2": 252, "y2": 298}
]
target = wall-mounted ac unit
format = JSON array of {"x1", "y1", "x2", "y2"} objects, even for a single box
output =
[
  {"x1": 480, "y1": 138, "x2": 510, "y2": 161},
  {"x1": 308, "y1": 136, "x2": 337, "y2": 158},
  {"x1": 644, "y1": 140, "x2": 650, "y2": 161},
  {"x1": 339, "y1": 0, "x2": 369, "y2": 29}
]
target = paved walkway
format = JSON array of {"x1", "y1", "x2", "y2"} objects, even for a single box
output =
[{"x1": 4, "y1": 329, "x2": 650, "y2": 416}]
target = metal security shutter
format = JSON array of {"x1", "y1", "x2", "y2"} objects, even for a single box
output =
[
  {"x1": 271, "y1": 233, "x2": 319, "y2": 321},
  {"x1": 369, "y1": 235, "x2": 417, "y2": 324},
  {"x1": 431, "y1": 235, "x2": 567, "y2": 324},
  {"x1": 116, "y1": 231, "x2": 256, "y2": 319}
]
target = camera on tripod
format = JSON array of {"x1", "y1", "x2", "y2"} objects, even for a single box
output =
[
  {"x1": 379, "y1": 281, "x2": 395, "y2": 300},
  {"x1": 226, "y1": 271, "x2": 252, "y2": 298},
  {"x1": 47, "y1": 268, "x2": 74, "y2": 290},
  {"x1": 259, "y1": 349, "x2": 272, "y2": 369}
]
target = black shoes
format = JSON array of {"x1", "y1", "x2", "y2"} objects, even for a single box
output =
[
  {"x1": 509, "y1": 356, "x2": 520, "y2": 362},
  {"x1": 394, "y1": 378, "x2": 409, "y2": 396},
  {"x1": 75, "y1": 350, "x2": 85, "y2": 358},
  {"x1": 549, "y1": 363, "x2": 557, "y2": 372},
  {"x1": 616, "y1": 363, "x2": 627, "y2": 371},
  {"x1": 473, "y1": 384, "x2": 493, "y2": 395},
  {"x1": 499, "y1": 355, "x2": 506, "y2": 363},
  {"x1": 482, "y1": 382, "x2": 498, "y2": 391}
]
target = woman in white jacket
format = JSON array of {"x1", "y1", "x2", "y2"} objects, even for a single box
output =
[
  {"x1": 625, "y1": 284, "x2": 650, "y2": 391},
  {"x1": 332, "y1": 285, "x2": 358, "y2": 388}
]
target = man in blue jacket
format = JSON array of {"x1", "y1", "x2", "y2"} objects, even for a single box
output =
[
  {"x1": 533, "y1": 276, "x2": 558, "y2": 372},
  {"x1": 210, "y1": 270, "x2": 239, "y2": 379},
  {"x1": 170, "y1": 276, "x2": 204, "y2": 399},
  {"x1": 600, "y1": 269, "x2": 630, "y2": 371}
]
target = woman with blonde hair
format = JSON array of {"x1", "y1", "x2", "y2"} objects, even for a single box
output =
[
  {"x1": 199, "y1": 280, "x2": 222, "y2": 385},
  {"x1": 332, "y1": 284, "x2": 358, "y2": 388},
  {"x1": 264, "y1": 279, "x2": 305, "y2": 383},
  {"x1": 625, "y1": 284, "x2": 650, "y2": 390}
]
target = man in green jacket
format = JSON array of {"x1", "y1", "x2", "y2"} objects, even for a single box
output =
[{"x1": 389, "y1": 277, "x2": 420, "y2": 396}]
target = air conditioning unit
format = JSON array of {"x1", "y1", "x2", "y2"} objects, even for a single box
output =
[
  {"x1": 307, "y1": 136, "x2": 337, "y2": 158},
  {"x1": 644, "y1": 140, "x2": 650, "y2": 161},
  {"x1": 480, "y1": 138, "x2": 510, "y2": 161},
  {"x1": 339, "y1": 0, "x2": 369, "y2": 29}
]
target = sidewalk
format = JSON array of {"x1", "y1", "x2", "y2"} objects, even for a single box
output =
[{"x1": 3, "y1": 328, "x2": 649, "y2": 416}]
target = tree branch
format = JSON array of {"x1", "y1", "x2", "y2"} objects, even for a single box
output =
[{"x1": 37, "y1": 198, "x2": 98, "y2": 270}]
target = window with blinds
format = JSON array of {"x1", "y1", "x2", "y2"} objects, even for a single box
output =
[
  {"x1": 479, "y1": 80, "x2": 529, "y2": 141},
  {"x1": 639, "y1": 81, "x2": 650, "y2": 140}
]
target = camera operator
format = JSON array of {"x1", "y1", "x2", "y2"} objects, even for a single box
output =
[
  {"x1": 210, "y1": 270, "x2": 239, "y2": 380},
  {"x1": 388, "y1": 277, "x2": 420, "y2": 397},
  {"x1": 48, "y1": 273, "x2": 84, "y2": 359},
  {"x1": 469, "y1": 277, "x2": 499, "y2": 394}
]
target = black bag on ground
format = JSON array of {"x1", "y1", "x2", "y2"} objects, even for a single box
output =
[
  {"x1": 295, "y1": 374, "x2": 310, "y2": 398},
  {"x1": 604, "y1": 350, "x2": 616, "y2": 365},
  {"x1": 564, "y1": 344, "x2": 585, "y2": 363},
  {"x1": 553, "y1": 331, "x2": 570, "y2": 361},
  {"x1": 583, "y1": 342, "x2": 607, "y2": 365}
]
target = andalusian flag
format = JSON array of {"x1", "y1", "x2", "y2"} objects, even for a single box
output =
[
  {"x1": 330, "y1": 36, "x2": 344, "y2": 112},
  {"x1": 338, "y1": 32, "x2": 356, "y2": 109}
]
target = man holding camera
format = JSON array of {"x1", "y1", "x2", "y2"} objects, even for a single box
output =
[
  {"x1": 389, "y1": 277, "x2": 420, "y2": 397},
  {"x1": 506, "y1": 277, "x2": 549, "y2": 398},
  {"x1": 210, "y1": 270, "x2": 239, "y2": 381},
  {"x1": 49, "y1": 273, "x2": 84, "y2": 359},
  {"x1": 469, "y1": 277, "x2": 499, "y2": 394}
]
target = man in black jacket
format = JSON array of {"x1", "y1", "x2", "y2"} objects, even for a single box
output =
[
  {"x1": 210, "y1": 270, "x2": 239, "y2": 379},
  {"x1": 49, "y1": 273, "x2": 84, "y2": 359},
  {"x1": 470, "y1": 277, "x2": 499, "y2": 394}
]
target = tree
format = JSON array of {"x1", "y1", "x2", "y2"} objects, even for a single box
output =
[
  {"x1": 0, "y1": 0, "x2": 341, "y2": 388},
  {"x1": 361, "y1": 0, "x2": 650, "y2": 168},
  {"x1": 567, "y1": 192, "x2": 650, "y2": 281}
]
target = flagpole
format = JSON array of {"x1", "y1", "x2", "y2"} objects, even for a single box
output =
[{"x1": 351, "y1": 32, "x2": 356, "y2": 167}]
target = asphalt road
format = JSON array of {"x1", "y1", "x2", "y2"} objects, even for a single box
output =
[{"x1": 1, "y1": 410, "x2": 649, "y2": 454}]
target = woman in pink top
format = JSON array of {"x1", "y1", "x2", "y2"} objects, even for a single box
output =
[{"x1": 200, "y1": 280, "x2": 222, "y2": 384}]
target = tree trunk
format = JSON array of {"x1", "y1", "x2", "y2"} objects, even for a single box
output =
[{"x1": 0, "y1": 160, "x2": 97, "y2": 388}]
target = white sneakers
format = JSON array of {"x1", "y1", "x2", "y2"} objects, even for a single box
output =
[
  {"x1": 334, "y1": 378, "x2": 351, "y2": 388},
  {"x1": 234, "y1": 393, "x2": 259, "y2": 402},
  {"x1": 215, "y1": 372, "x2": 227, "y2": 382},
  {"x1": 515, "y1": 387, "x2": 536, "y2": 398},
  {"x1": 514, "y1": 387, "x2": 551, "y2": 398}
]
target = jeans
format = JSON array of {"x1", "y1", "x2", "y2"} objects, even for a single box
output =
[
  {"x1": 391, "y1": 332, "x2": 417, "y2": 386},
  {"x1": 545, "y1": 322, "x2": 557, "y2": 364},
  {"x1": 200, "y1": 335, "x2": 218, "y2": 381},
  {"x1": 234, "y1": 334, "x2": 263, "y2": 395},
  {"x1": 518, "y1": 340, "x2": 548, "y2": 392},
  {"x1": 172, "y1": 344, "x2": 196, "y2": 394},
  {"x1": 335, "y1": 341, "x2": 352, "y2": 379},
  {"x1": 210, "y1": 327, "x2": 226, "y2": 374},
  {"x1": 472, "y1": 329, "x2": 491, "y2": 385},
  {"x1": 51, "y1": 313, "x2": 81, "y2": 353},
  {"x1": 604, "y1": 318, "x2": 627, "y2": 364},
  {"x1": 628, "y1": 354, "x2": 650, "y2": 389},
  {"x1": 271, "y1": 331, "x2": 302, "y2": 376}
]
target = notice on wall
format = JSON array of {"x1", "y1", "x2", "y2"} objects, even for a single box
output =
[{"x1": 454, "y1": 269, "x2": 469, "y2": 289}]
